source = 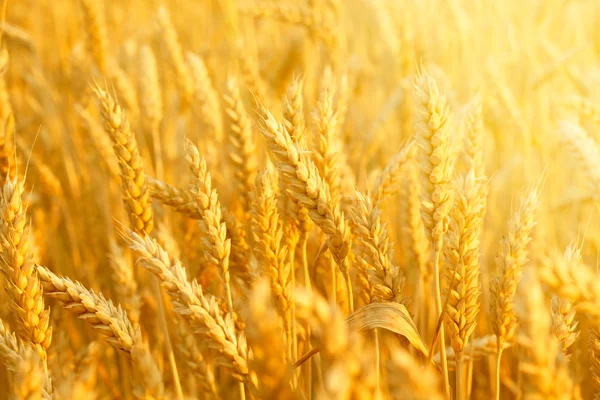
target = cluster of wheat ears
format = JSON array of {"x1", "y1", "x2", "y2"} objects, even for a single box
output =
[{"x1": 1, "y1": 0, "x2": 600, "y2": 399}]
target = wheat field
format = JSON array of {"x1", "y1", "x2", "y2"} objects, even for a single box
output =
[{"x1": 0, "y1": 0, "x2": 598, "y2": 398}]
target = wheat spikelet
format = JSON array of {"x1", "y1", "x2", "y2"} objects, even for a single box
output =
[
  {"x1": 557, "y1": 121, "x2": 600, "y2": 194},
  {"x1": 147, "y1": 177, "x2": 198, "y2": 218},
  {"x1": 387, "y1": 344, "x2": 444, "y2": 400},
  {"x1": 565, "y1": 95, "x2": 600, "y2": 123},
  {"x1": 221, "y1": 208, "x2": 253, "y2": 283},
  {"x1": 250, "y1": 171, "x2": 292, "y2": 314},
  {"x1": 75, "y1": 105, "x2": 120, "y2": 177},
  {"x1": 93, "y1": 84, "x2": 153, "y2": 235},
  {"x1": 351, "y1": 190, "x2": 405, "y2": 304},
  {"x1": 0, "y1": 57, "x2": 15, "y2": 183},
  {"x1": 0, "y1": 23, "x2": 35, "y2": 53},
  {"x1": 295, "y1": 289, "x2": 363, "y2": 398},
  {"x1": 110, "y1": 64, "x2": 140, "y2": 119},
  {"x1": 371, "y1": 140, "x2": 415, "y2": 205},
  {"x1": 434, "y1": 334, "x2": 512, "y2": 368},
  {"x1": 238, "y1": 2, "x2": 333, "y2": 45},
  {"x1": 175, "y1": 323, "x2": 218, "y2": 398},
  {"x1": 139, "y1": 45, "x2": 163, "y2": 134},
  {"x1": 281, "y1": 77, "x2": 313, "y2": 236},
  {"x1": 243, "y1": 279, "x2": 292, "y2": 398},
  {"x1": 187, "y1": 52, "x2": 222, "y2": 140},
  {"x1": 537, "y1": 250, "x2": 600, "y2": 321},
  {"x1": 464, "y1": 95, "x2": 484, "y2": 175},
  {"x1": 260, "y1": 106, "x2": 351, "y2": 268},
  {"x1": 12, "y1": 346, "x2": 51, "y2": 400},
  {"x1": 79, "y1": 0, "x2": 108, "y2": 73},
  {"x1": 0, "y1": 178, "x2": 52, "y2": 358},
  {"x1": 313, "y1": 73, "x2": 342, "y2": 203},
  {"x1": 157, "y1": 6, "x2": 194, "y2": 106},
  {"x1": 489, "y1": 187, "x2": 538, "y2": 349},
  {"x1": 550, "y1": 295, "x2": 579, "y2": 354},
  {"x1": 224, "y1": 77, "x2": 257, "y2": 210},
  {"x1": 236, "y1": 45, "x2": 267, "y2": 103},
  {"x1": 107, "y1": 238, "x2": 141, "y2": 327},
  {"x1": 283, "y1": 75, "x2": 306, "y2": 145},
  {"x1": 15, "y1": 139, "x2": 62, "y2": 197},
  {"x1": 517, "y1": 269, "x2": 574, "y2": 400},
  {"x1": 443, "y1": 170, "x2": 485, "y2": 352},
  {"x1": 0, "y1": 319, "x2": 19, "y2": 366},
  {"x1": 550, "y1": 243, "x2": 581, "y2": 355},
  {"x1": 401, "y1": 162, "x2": 431, "y2": 282}
]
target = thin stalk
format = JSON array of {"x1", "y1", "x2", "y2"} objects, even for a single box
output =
[
  {"x1": 344, "y1": 269, "x2": 354, "y2": 313},
  {"x1": 153, "y1": 278, "x2": 183, "y2": 400},
  {"x1": 330, "y1": 256, "x2": 337, "y2": 305},
  {"x1": 515, "y1": 359, "x2": 522, "y2": 400},
  {"x1": 466, "y1": 342, "x2": 475, "y2": 399},
  {"x1": 290, "y1": 244, "x2": 298, "y2": 362},
  {"x1": 151, "y1": 124, "x2": 164, "y2": 180},
  {"x1": 300, "y1": 234, "x2": 313, "y2": 399},
  {"x1": 418, "y1": 275, "x2": 426, "y2": 339},
  {"x1": 301, "y1": 234, "x2": 312, "y2": 292},
  {"x1": 375, "y1": 328, "x2": 381, "y2": 399},
  {"x1": 495, "y1": 346, "x2": 504, "y2": 400},
  {"x1": 222, "y1": 268, "x2": 244, "y2": 400},
  {"x1": 433, "y1": 251, "x2": 450, "y2": 398},
  {"x1": 290, "y1": 243, "x2": 299, "y2": 389},
  {"x1": 456, "y1": 351, "x2": 464, "y2": 400}
]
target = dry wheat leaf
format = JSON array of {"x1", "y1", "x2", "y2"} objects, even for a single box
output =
[{"x1": 346, "y1": 302, "x2": 428, "y2": 356}]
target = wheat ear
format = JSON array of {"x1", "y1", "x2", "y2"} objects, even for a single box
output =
[
  {"x1": 224, "y1": 77, "x2": 258, "y2": 211},
  {"x1": 517, "y1": 269, "x2": 574, "y2": 399},
  {"x1": 79, "y1": 0, "x2": 108, "y2": 73},
  {"x1": 550, "y1": 243, "x2": 581, "y2": 355},
  {"x1": 36, "y1": 264, "x2": 135, "y2": 351},
  {"x1": 243, "y1": 279, "x2": 292, "y2": 398},
  {"x1": 489, "y1": 188, "x2": 538, "y2": 400},
  {"x1": 250, "y1": 170, "x2": 292, "y2": 315},
  {"x1": 139, "y1": 45, "x2": 164, "y2": 179},
  {"x1": 12, "y1": 346, "x2": 52, "y2": 400},
  {"x1": 371, "y1": 140, "x2": 415, "y2": 206},
  {"x1": 184, "y1": 140, "x2": 235, "y2": 311},
  {"x1": 157, "y1": 6, "x2": 194, "y2": 106},
  {"x1": 259, "y1": 107, "x2": 351, "y2": 269},
  {"x1": 93, "y1": 84, "x2": 153, "y2": 235},
  {"x1": 127, "y1": 232, "x2": 257, "y2": 390},
  {"x1": 0, "y1": 178, "x2": 52, "y2": 358},
  {"x1": 443, "y1": 170, "x2": 485, "y2": 400},
  {"x1": 187, "y1": 52, "x2": 222, "y2": 140},
  {"x1": 35, "y1": 265, "x2": 165, "y2": 397},
  {"x1": 351, "y1": 190, "x2": 406, "y2": 304},
  {"x1": 413, "y1": 69, "x2": 455, "y2": 395},
  {"x1": 313, "y1": 74, "x2": 342, "y2": 203}
]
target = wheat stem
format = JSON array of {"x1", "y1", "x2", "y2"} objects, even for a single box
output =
[{"x1": 433, "y1": 251, "x2": 450, "y2": 398}]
